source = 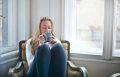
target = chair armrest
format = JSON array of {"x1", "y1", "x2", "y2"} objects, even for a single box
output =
[
  {"x1": 10, "y1": 61, "x2": 23, "y2": 73},
  {"x1": 67, "y1": 61, "x2": 88, "y2": 77},
  {"x1": 8, "y1": 61, "x2": 24, "y2": 77},
  {"x1": 111, "y1": 73, "x2": 120, "y2": 77}
]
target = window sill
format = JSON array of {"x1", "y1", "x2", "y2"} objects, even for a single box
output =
[
  {"x1": 0, "y1": 50, "x2": 19, "y2": 64},
  {"x1": 71, "y1": 53, "x2": 120, "y2": 64},
  {"x1": 0, "y1": 45, "x2": 18, "y2": 54}
]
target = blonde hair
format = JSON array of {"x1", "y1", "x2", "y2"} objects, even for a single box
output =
[{"x1": 30, "y1": 17, "x2": 54, "y2": 55}]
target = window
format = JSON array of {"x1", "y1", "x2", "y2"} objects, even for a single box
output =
[
  {"x1": 113, "y1": 0, "x2": 120, "y2": 57},
  {"x1": 75, "y1": 0, "x2": 104, "y2": 55},
  {"x1": 0, "y1": 0, "x2": 18, "y2": 54},
  {"x1": 62, "y1": 0, "x2": 120, "y2": 59}
]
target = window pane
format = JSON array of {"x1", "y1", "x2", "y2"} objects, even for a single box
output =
[
  {"x1": 74, "y1": 0, "x2": 104, "y2": 55},
  {"x1": 113, "y1": 0, "x2": 120, "y2": 57},
  {"x1": 0, "y1": 0, "x2": 18, "y2": 54}
]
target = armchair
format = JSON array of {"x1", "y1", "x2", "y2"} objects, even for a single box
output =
[{"x1": 8, "y1": 40, "x2": 88, "y2": 77}]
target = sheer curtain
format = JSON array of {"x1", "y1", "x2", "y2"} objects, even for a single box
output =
[{"x1": 61, "y1": 0, "x2": 76, "y2": 42}]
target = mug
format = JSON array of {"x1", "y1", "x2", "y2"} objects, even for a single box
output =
[{"x1": 43, "y1": 32, "x2": 53, "y2": 42}]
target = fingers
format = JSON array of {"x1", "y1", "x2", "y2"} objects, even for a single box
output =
[
  {"x1": 50, "y1": 38, "x2": 57, "y2": 44},
  {"x1": 39, "y1": 34, "x2": 56, "y2": 44},
  {"x1": 39, "y1": 35, "x2": 45, "y2": 44}
]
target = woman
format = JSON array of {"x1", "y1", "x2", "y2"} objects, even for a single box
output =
[{"x1": 26, "y1": 17, "x2": 66, "y2": 77}]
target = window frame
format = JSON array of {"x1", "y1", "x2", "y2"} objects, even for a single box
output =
[
  {"x1": 0, "y1": 0, "x2": 18, "y2": 55},
  {"x1": 0, "y1": 0, "x2": 30, "y2": 55},
  {"x1": 61, "y1": 0, "x2": 120, "y2": 60},
  {"x1": 0, "y1": 0, "x2": 30, "y2": 64}
]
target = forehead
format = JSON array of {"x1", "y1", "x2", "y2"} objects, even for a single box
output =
[{"x1": 41, "y1": 20, "x2": 51, "y2": 26}]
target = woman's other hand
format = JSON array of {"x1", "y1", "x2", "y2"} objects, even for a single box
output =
[
  {"x1": 50, "y1": 37, "x2": 57, "y2": 44},
  {"x1": 39, "y1": 35, "x2": 45, "y2": 45}
]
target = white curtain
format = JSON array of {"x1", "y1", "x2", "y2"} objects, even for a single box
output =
[{"x1": 61, "y1": 0, "x2": 76, "y2": 42}]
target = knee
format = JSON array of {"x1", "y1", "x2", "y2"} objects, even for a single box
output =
[
  {"x1": 51, "y1": 43, "x2": 66, "y2": 54},
  {"x1": 51, "y1": 43, "x2": 67, "y2": 60},
  {"x1": 35, "y1": 44, "x2": 50, "y2": 55},
  {"x1": 38, "y1": 44, "x2": 49, "y2": 49},
  {"x1": 52, "y1": 43, "x2": 63, "y2": 49}
]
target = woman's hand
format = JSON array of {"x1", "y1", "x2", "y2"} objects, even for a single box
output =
[
  {"x1": 39, "y1": 35, "x2": 45, "y2": 45},
  {"x1": 49, "y1": 37, "x2": 57, "y2": 44}
]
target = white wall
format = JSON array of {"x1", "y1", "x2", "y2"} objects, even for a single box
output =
[
  {"x1": 17, "y1": 0, "x2": 30, "y2": 41},
  {"x1": 30, "y1": 0, "x2": 61, "y2": 39},
  {"x1": 72, "y1": 58, "x2": 120, "y2": 77}
]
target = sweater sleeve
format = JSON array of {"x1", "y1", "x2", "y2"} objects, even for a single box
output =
[{"x1": 26, "y1": 39, "x2": 34, "y2": 67}]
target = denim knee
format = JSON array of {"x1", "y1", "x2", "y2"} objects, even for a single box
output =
[
  {"x1": 50, "y1": 42, "x2": 67, "y2": 57},
  {"x1": 35, "y1": 44, "x2": 50, "y2": 56},
  {"x1": 52, "y1": 43, "x2": 63, "y2": 48},
  {"x1": 52, "y1": 43, "x2": 65, "y2": 51}
]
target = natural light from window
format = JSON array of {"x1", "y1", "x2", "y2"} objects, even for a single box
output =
[
  {"x1": 72, "y1": 0, "x2": 104, "y2": 55},
  {"x1": 113, "y1": 0, "x2": 120, "y2": 57},
  {"x1": 0, "y1": 0, "x2": 18, "y2": 54}
]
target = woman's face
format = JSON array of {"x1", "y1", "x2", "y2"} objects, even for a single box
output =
[{"x1": 40, "y1": 20, "x2": 52, "y2": 35}]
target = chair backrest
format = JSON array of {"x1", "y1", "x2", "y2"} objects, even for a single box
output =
[{"x1": 19, "y1": 40, "x2": 70, "y2": 73}]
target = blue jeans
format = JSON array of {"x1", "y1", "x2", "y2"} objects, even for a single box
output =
[{"x1": 26, "y1": 43, "x2": 67, "y2": 77}]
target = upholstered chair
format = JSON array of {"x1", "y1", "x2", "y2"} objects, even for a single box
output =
[{"x1": 8, "y1": 40, "x2": 88, "y2": 77}]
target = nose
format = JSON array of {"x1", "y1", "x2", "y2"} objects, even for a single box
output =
[{"x1": 45, "y1": 28, "x2": 50, "y2": 33}]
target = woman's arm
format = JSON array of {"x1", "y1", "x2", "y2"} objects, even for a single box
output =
[{"x1": 26, "y1": 38, "x2": 34, "y2": 67}]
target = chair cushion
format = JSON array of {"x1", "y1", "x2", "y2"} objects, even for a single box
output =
[
  {"x1": 21, "y1": 43, "x2": 29, "y2": 73},
  {"x1": 62, "y1": 42, "x2": 69, "y2": 59},
  {"x1": 22, "y1": 43, "x2": 27, "y2": 61}
]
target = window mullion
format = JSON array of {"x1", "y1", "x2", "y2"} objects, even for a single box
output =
[
  {"x1": 103, "y1": 0, "x2": 114, "y2": 60},
  {"x1": 8, "y1": 0, "x2": 17, "y2": 46}
]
